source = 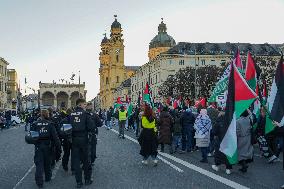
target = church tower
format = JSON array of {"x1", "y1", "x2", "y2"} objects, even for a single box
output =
[{"x1": 99, "y1": 15, "x2": 127, "y2": 109}]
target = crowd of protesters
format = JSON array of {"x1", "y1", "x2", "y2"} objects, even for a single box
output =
[{"x1": 99, "y1": 102, "x2": 284, "y2": 177}]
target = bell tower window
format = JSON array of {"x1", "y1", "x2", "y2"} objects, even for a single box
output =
[
  {"x1": 116, "y1": 55, "x2": 119, "y2": 62},
  {"x1": 106, "y1": 77, "x2": 109, "y2": 84},
  {"x1": 116, "y1": 76, "x2": 119, "y2": 83}
]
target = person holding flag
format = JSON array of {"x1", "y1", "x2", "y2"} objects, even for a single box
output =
[{"x1": 212, "y1": 59, "x2": 257, "y2": 174}]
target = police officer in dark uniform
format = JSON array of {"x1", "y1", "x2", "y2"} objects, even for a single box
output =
[
  {"x1": 47, "y1": 108, "x2": 62, "y2": 169},
  {"x1": 86, "y1": 103, "x2": 102, "y2": 165},
  {"x1": 71, "y1": 99, "x2": 95, "y2": 188},
  {"x1": 30, "y1": 109, "x2": 61, "y2": 188},
  {"x1": 60, "y1": 108, "x2": 73, "y2": 172}
]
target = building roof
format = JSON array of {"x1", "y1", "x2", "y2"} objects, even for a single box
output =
[
  {"x1": 149, "y1": 20, "x2": 176, "y2": 49},
  {"x1": 0, "y1": 57, "x2": 9, "y2": 65},
  {"x1": 165, "y1": 42, "x2": 282, "y2": 56},
  {"x1": 125, "y1": 66, "x2": 140, "y2": 71}
]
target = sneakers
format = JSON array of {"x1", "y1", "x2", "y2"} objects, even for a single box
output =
[
  {"x1": 153, "y1": 159, "x2": 158, "y2": 166},
  {"x1": 225, "y1": 169, "x2": 231, "y2": 175},
  {"x1": 207, "y1": 153, "x2": 213, "y2": 157},
  {"x1": 281, "y1": 184, "x2": 284, "y2": 189},
  {"x1": 142, "y1": 160, "x2": 148, "y2": 165},
  {"x1": 211, "y1": 165, "x2": 219, "y2": 172},
  {"x1": 268, "y1": 155, "x2": 277, "y2": 163}
]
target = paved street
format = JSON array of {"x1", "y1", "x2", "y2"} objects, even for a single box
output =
[{"x1": 0, "y1": 124, "x2": 283, "y2": 189}]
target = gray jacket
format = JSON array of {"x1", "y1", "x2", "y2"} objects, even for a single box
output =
[{"x1": 236, "y1": 116, "x2": 253, "y2": 161}]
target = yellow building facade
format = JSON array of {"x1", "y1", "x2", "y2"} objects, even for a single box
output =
[
  {"x1": 7, "y1": 69, "x2": 18, "y2": 109},
  {"x1": 99, "y1": 16, "x2": 138, "y2": 109}
]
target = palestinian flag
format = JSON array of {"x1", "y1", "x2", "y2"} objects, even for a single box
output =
[
  {"x1": 245, "y1": 52, "x2": 257, "y2": 91},
  {"x1": 114, "y1": 97, "x2": 122, "y2": 111},
  {"x1": 220, "y1": 62, "x2": 257, "y2": 164},
  {"x1": 267, "y1": 55, "x2": 284, "y2": 133},
  {"x1": 234, "y1": 49, "x2": 243, "y2": 71},
  {"x1": 143, "y1": 82, "x2": 154, "y2": 107}
]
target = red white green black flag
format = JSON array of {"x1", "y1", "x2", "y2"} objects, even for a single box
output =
[{"x1": 220, "y1": 62, "x2": 257, "y2": 164}]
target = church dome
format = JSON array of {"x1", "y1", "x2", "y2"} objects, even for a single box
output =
[
  {"x1": 111, "y1": 15, "x2": 121, "y2": 29},
  {"x1": 149, "y1": 19, "x2": 176, "y2": 49}
]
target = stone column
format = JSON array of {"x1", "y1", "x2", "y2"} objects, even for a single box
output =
[
  {"x1": 68, "y1": 99, "x2": 71, "y2": 109},
  {"x1": 54, "y1": 99, "x2": 57, "y2": 109}
]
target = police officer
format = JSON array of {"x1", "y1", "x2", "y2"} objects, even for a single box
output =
[
  {"x1": 30, "y1": 109, "x2": 61, "y2": 188},
  {"x1": 86, "y1": 103, "x2": 102, "y2": 165},
  {"x1": 47, "y1": 108, "x2": 62, "y2": 169},
  {"x1": 71, "y1": 99, "x2": 95, "y2": 188},
  {"x1": 60, "y1": 108, "x2": 73, "y2": 172}
]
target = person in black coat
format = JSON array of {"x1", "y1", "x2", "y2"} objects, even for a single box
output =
[
  {"x1": 180, "y1": 108, "x2": 196, "y2": 152},
  {"x1": 211, "y1": 110, "x2": 232, "y2": 175},
  {"x1": 60, "y1": 109, "x2": 73, "y2": 172},
  {"x1": 30, "y1": 109, "x2": 61, "y2": 188},
  {"x1": 86, "y1": 103, "x2": 102, "y2": 165}
]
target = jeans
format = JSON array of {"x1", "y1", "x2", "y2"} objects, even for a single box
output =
[
  {"x1": 182, "y1": 127, "x2": 194, "y2": 151},
  {"x1": 119, "y1": 120, "x2": 126, "y2": 137},
  {"x1": 25, "y1": 123, "x2": 29, "y2": 131},
  {"x1": 172, "y1": 135, "x2": 182, "y2": 150},
  {"x1": 107, "y1": 121, "x2": 111, "y2": 129},
  {"x1": 200, "y1": 147, "x2": 209, "y2": 160},
  {"x1": 6, "y1": 120, "x2": 11, "y2": 129}
]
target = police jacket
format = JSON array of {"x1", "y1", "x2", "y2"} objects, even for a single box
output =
[
  {"x1": 70, "y1": 107, "x2": 95, "y2": 140},
  {"x1": 30, "y1": 118, "x2": 61, "y2": 149},
  {"x1": 86, "y1": 110, "x2": 102, "y2": 134}
]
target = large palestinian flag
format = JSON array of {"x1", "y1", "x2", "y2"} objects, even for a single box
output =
[
  {"x1": 266, "y1": 55, "x2": 284, "y2": 133},
  {"x1": 220, "y1": 62, "x2": 257, "y2": 164}
]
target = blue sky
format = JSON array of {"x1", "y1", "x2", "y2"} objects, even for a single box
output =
[{"x1": 0, "y1": 0, "x2": 283, "y2": 100}]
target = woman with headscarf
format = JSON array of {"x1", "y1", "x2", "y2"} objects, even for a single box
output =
[
  {"x1": 138, "y1": 104, "x2": 158, "y2": 166},
  {"x1": 194, "y1": 109, "x2": 212, "y2": 163}
]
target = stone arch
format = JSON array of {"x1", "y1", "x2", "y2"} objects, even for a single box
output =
[
  {"x1": 70, "y1": 91, "x2": 80, "y2": 108},
  {"x1": 42, "y1": 91, "x2": 55, "y2": 106},
  {"x1": 56, "y1": 91, "x2": 69, "y2": 108}
]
